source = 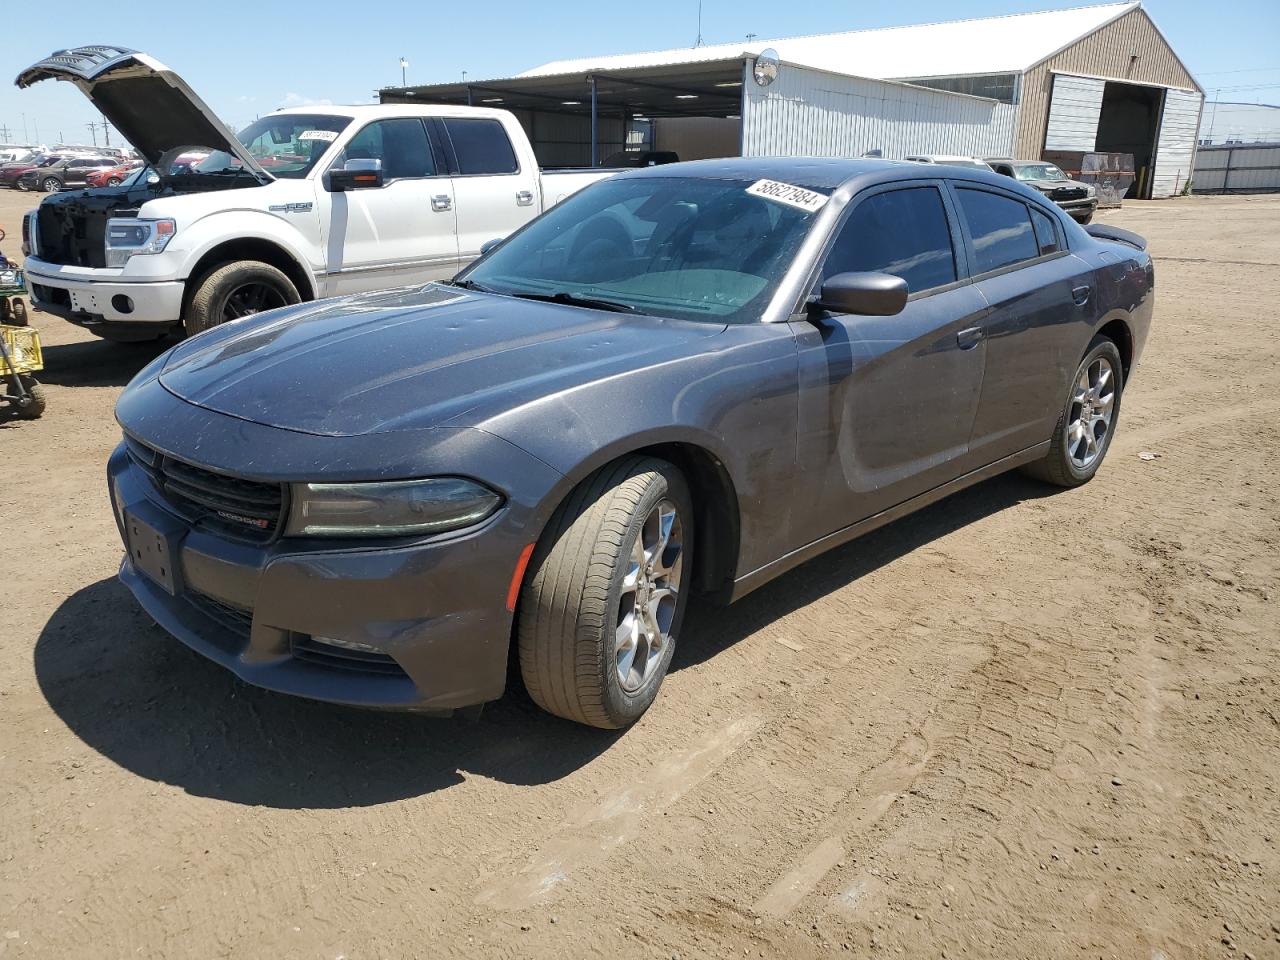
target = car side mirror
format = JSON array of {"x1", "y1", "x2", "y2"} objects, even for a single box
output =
[
  {"x1": 325, "y1": 159, "x2": 384, "y2": 192},
  {"x1": 811, "y1": 271, "x2": 908, "y2": 317},
  {"x1": 479, "y1": 238, "x2": 503, "y2": 256}
]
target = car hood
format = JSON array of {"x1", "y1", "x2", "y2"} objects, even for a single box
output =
[
  {"x1": 157, "y1": 285, "x2": 724, "y2": 437},
  {"x1": 14, "y1": 45, "x2": 268, "y2": 180},
  {"x1": 1023, "y1": 177, "x2": 1090, "y2": 192}
]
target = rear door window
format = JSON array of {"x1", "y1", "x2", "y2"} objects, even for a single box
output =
[
  {"x1": 336, "y1": 118, "x2": 436, "y2": 180},
  {"x1": 442, "y1": 118, "x2": 519, "y2": 175},
  {"x1": 1030, "y1": 206, "x2": 1062, "y2": 255},
  {"x1": 956, "y1": 188, "x2": 1039, "y2": 274},
  {"x1": 823, "y1": 186, "x2": 957, "y2": 295}
]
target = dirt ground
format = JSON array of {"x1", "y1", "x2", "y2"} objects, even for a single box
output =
[{"x1": 1, "y1": 188, "x2": 1277, "y2": 960}]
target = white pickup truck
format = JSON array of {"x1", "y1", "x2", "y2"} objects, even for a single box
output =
[{"x1": 16, "y1": 46, "x2": 612, "y2": 340}]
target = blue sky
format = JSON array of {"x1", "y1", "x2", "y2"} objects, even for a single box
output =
[{"x1": 1, "y1": 0, "x2": 1277, "y2": 147}]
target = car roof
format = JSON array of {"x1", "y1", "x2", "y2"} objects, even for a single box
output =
[
  {"x1": 615, "y1": 155, "x2": 1024, "y2": 195},
  {"x1": 270, "y1": 104, "x2": 515, "y2": 122}
]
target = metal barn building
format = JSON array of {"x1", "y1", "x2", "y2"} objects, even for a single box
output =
[{"x1": 382, "y1": 1, "x2": 1203, "y2": 198}]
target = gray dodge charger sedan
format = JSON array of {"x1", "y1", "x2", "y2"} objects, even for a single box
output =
[{"x1": 109, "y1": 157, "x2": 1153, "y2": 728}]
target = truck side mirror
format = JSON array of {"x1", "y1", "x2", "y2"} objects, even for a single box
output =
[{"x1": 325, "y1": 159, "x2": 384, "y2": 192}]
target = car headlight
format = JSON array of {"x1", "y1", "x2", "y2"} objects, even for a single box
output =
[
  {"x1": 105, "y1": 217, "x2": 176, "y2": 267},
  {"x1": 284, "y1": 477, "x2": 503, "y2": 538}
]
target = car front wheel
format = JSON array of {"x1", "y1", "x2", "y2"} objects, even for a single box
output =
[
  {"x1": 41, "y1": 177, "x2": 60, "y2": 193},
  {"x1": 184, "y1": 260, "x2": 301, "y2": 337},
  {"x1": 1022, "y1": 335, "x2": 1124, "y2": 487},
  {"x1": 517, "y1": 456, "x2": 694, "y2": 729}
]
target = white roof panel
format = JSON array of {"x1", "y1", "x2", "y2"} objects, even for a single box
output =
[{"x1": 519, "y1": 3, "x2": 1138, "y2": 80}]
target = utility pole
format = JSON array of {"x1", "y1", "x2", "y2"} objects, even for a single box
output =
[
  {"x1": 1206, "y1": 88, "x2": 1221, "y2": 144},
  {"x1": 0, "y1": 123, "x2": 11, "y2": 141},
  {"x1": 695, "y1": 0, "x2": 704, "y2": 46},
  {"x1": 399, "y1": 57, "x2": 408, "y2": 87},
  {"x1": 102, "y1": 114, "x2": 111, "y2": 147},
  {"x1": 86, "y1": 121, "x2": 99, "y2": 146}
]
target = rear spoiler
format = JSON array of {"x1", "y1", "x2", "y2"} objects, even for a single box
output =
[{"x1": 1084, "y1": 223, "x2": 1147, "y2": 251}]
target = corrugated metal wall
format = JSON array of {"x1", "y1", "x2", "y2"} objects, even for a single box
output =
[
  {"x1": 1044, "y1": 75, "x2": 1106, "y2": 151},
  {"x1": 1193, "y1": 144, "x2": 1280, "y2": 194},
  {"x1": 742, "y1": 63, "x2": 1016, "y2": 160},
  {"x1": 509, "y1": 109, "x2": 625, "y2": 168},
  {"x1": 1015, "y1": 7, "x2": 1199, "y2": 158},
  {"x1": 1151, "y1": 89, "x2": 1204, "y2": 197}
]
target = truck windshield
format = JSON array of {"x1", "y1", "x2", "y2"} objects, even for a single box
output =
[
  {"x1": 1014, "y1": 163, "x2": 1069, "y2": 182},
  {"x1": 458, "y1": 176, "x2": 823, "y2": 324},
  {"x1": 195, "y1": 114, "x2": 352, "y2": 179}
]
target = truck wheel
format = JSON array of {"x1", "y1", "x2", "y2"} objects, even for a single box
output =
[
  {"x1": 184, "y1": 261, "x2": 300, "y2": 338},
  {"x1": 517, "y1": 456, "x2": 693, "y2": 729},
  {"x1": 14, "y1": 376, "x2": 47, "y2": 419},
  {"x1": 41, "y1": 177, "x2": 60, "y2": 193},
  {"x1": 1074, "y1": 212, "x2": 1094, "y2": 225}
]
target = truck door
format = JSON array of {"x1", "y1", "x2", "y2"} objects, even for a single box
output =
[
  {"x1": 317, "y1": 117, "x2": 459, "y2": 295},
  {"x1": 433, "y1": 117, "x2": 540, "y2": 265}
]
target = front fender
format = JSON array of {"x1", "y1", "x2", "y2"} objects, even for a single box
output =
[
  {"x1": 154, "y1": 208, "x2": 322, "y2": 292},
  {"x1": 480, "y1": 322, "x2": 802, "y2": 577}
]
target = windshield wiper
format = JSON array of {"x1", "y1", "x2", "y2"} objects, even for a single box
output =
[
  {"x1": 442, "y1": 278, "x2": 498, "y2": 293},
  {"x1": 509, "y1": 291, "x2": 641, "y2": 314}
]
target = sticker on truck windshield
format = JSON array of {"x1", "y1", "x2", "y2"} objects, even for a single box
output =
[
  {"x1": 298, "y1": 130, "x2": 338, "y2": 143},
  {"x1": 745, "y1": 179, "x2": 829, "y2": 213}
]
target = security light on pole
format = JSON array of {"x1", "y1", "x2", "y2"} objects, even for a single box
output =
[{"x1": 400, "y1": 57, "x2": 408, "y2": 87}]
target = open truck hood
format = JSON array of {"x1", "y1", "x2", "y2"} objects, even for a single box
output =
[{"x1": 15, "y1": 45, "x2": 270, "y2": 182}]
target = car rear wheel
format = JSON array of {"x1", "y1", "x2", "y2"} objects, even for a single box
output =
[
  {"x1": 107, "y1": 177, "x2": 122, "y2": 186},
  {"x1": 41, "y1": 177, "x2": 60, "y2": 193},
  {"x1": 1021, "y1": 335, "x2": 1123, "y2": 487},
  {"x1": 517, "y1": 456, "x2": 693, "y2": 729},
  {"x1": 184, "y1": 260, "x2": 301, "y2": 338}
]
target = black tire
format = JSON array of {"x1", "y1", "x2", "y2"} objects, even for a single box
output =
[
  {"x1": 0, "y1": 298, "x2": 11, "y2": 324},
  {"x1": 106, "y1": 177, "x2": 122, "y2": 186},
  {"x1": 1074, "y1": 212, "x2": 1094, "y2": 225},
  {"x1": 517, "y1": 456, "x2": 694, "y2": 729},
  {"x1": 184, "y1": 260, "x2": 300, "y2": 338},
  {"x1": 10, "y1": 299, "x2": 29, "y2": 327},
  {"x1": 41, "y1": 177, "x2": 61, "y2": 193},
  {"x1": 1021, "y1": 335, "x2": 1124, "y2": 488},
  {"x1": 14, "y1": 376, "x2": 46, "y2": 419}
]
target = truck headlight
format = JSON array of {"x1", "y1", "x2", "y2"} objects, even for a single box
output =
[
  {"x1": 1085, "y1": 184, "x2": 1097, "y2": 198},
  {"x1": 284, "y1": 477, "x2": 503, "y2": 538},
  {"x1": 105, "y1": 217, "x2": 177, "y2": 267}
]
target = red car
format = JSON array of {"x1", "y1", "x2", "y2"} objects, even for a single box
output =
[
  {"x1": 85, "y1": 159, "x2": 143, "y2": 188},
  {"x1": 0, "y1": 154, "x2": 63, "y2": 189}
]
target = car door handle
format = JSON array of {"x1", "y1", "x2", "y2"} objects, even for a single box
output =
[
  {"x1": 1072, "y1": 284, "x2": 1092, "y2": 305},
  {"x1": 956, "y1": 326, "x2": 985, "y2": 350},
  {"x1": 431, "y1": 194, "x2": 452, "y2": 212},
  {"x1": 516, "y1": 190, "x2": 534, "y2": 207}
]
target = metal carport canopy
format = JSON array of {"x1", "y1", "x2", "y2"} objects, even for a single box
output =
[{"x1": 379, "y1": 58, "x2": 747, "y2": 164}]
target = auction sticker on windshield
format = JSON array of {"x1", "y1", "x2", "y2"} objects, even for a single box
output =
[
  {"x1": 298, "y1": 130, "x2": 339, "y2": 142},
  {"x1": 746, "y1": 179, "x2": 829, "y2": 213}
]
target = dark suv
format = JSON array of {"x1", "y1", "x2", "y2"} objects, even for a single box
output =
[
  {"x1": 985, "y1": 158, "x2": 1098, "y2": 224},
  {"x1": 16, "y1": 156, "x2": 116, "y2": 192}
]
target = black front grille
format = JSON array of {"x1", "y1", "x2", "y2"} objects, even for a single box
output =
[
  {"x1": 37, "y1": 201, "x2": 108, "y2": 268},
  {"x1": 291, "y1": 636, "x2": 409, "y2": 677},
  {"x1": 186, "y1": 591, "x2": 253, "y2": 650},
  {"x1": 125, "y1": 435, "x2": 287, "y2": 542},
  {"x1": 1052, "y1": 186, "x2": 1087, "y2": 201}
]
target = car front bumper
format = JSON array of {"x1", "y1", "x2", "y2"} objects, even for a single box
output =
[
  {"x1": 25, "y1": 259, "x2": 184, "y2": 326},
  {"x1": 108, "y1": 381, "x2": 564, "y2": 712}
]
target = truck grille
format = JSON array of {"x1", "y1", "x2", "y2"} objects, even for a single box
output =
[
  {"x1": 1052, "y1": 186, "x2": 1087, "y2": 201},
  {"x1": 125, "y1": 435, "x2": 288, "y2": 542},
  {"x1": 36, "y1": 202, "x2": 109, "y2": 268}
]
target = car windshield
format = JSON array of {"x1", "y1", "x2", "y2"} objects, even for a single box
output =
[
  {"x1": 458, "y1": 176, "x2": 823, "y2": 324},
  {"x1": 1014, "y1": 163, "x2": 1069, "y2": 182},
  {"x1": 194, "y1": 114, "x2": 352, "y2": 179}
]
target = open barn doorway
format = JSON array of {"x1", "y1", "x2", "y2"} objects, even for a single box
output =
[{"x1": 1095, "y1": 81, "x2": 1162, "y2": 198}]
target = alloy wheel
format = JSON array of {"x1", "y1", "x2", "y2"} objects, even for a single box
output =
[
  {"x1": 1066, "y1": 356, "x2": 1116, "y2": 469},
  {"x1": 221, "y1": 282, "x2": 287, "y2": 321},
  {"x1": 614, "y1": 498, "x2": 684, "y2": 693}
]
